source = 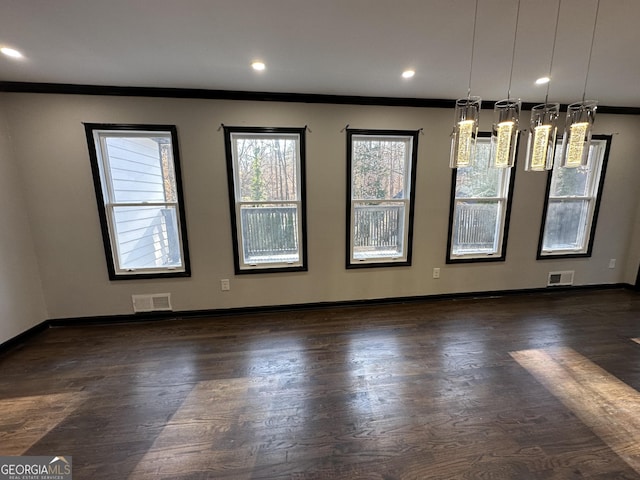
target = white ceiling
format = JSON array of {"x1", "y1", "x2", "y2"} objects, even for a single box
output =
[{"x1": 1, "y1": 0, "x2": 639, "y2": 108}]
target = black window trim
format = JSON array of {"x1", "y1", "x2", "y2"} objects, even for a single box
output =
[
  {"x1": 345, "y1": 128, "x2": 420, "y2": 269},
  {"x1": 223, "y1": 125, "x2": 308, "y2": 275},
  {"x1": 84, "y1": 123, "x2": 191, "y2": 280},
  {"x1": 445, "y1": 131, "x2": 518, "y2": 264},
  {"x1": 536, "y1": 134, "x2": 612, "y2": 260}
]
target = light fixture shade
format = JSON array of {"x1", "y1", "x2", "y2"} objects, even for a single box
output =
[
  {"x1": 450, "y1": 96, "x2": 482, "y2": 168},
  {"x1": 561, "y1": 100, "x2": 597, "y2": 168},
  {"x1": 491, "y1": 98, "x2": 521, "y2": 168},
  {"x1": 525, "y1": 103, "x2": 560, "y2": 171}
]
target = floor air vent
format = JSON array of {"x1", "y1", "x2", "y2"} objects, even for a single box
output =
[
  {"x1": 132, "y1": 293, "x2": 173, "y2": 313},
  {"x1": 547, "y1": 271, "x2": 574, "y2": 287}
]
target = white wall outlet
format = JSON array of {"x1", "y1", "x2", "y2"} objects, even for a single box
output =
[
  {"x1": 433, "y1": 268, "x2": 440, "y2": 279},
  {"x1": 609, "y1": 258, "x2": 616, "y2": 269},
  {"x1": 220, "y1": 279, "x2": 231, "y2": 291}
]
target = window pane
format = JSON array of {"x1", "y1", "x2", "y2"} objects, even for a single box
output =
[
  {"x1": 353, "y1": 202, "x2": 405, "y2": 259},
  {"x1": 352, "y1": 137, "x2": 408, "y2": 200},
  {"x1": 452, "y1": 201, "x2": 500, "y2": 254},
  {"x1": 347, "y1": 130, "x2": 417, "y2": 267},
  {"x1": 234, "y1": 136, "x2": 299, "y2": 202},
  {"x1": 225, "y1": 127, "x2": 306, "y2": 273},
  {"x1": 549, "y1": 164, "x2": 589, "y2": 197},
  {"x1": 542, "y1": 199, "x2": 590, "y2": 251},
  {"x1": 86, "y1": 124, "x2": 190, "y2": 279},
  {"x1": 105, "y1": 136, "x2": 176, "y2": 203},
  {"x1": 539, "y1": 137, "x2": 610, "y2": 258},
  {"x1": 448, "y1": 135, "x2": 513, "y2": 262},
  {"x1": 112, "y1": 205, "x2": 182, "y2": 269},
  {"x1": 240, "y1": 204, "x2": 299, "y2": 264},
  {"x1": 454, "y1": 141, "x2": 502, "y2": 198}
]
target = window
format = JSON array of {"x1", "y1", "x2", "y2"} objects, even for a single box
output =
[
  {"x1": 85, "y1": 124, "x2": 190, "y2": 279},
  {"x1": 538, "y1": 135, "x2": 611, "y2": 258},
  {"x1": 447, "y1": 133, "x2": 515, "y2": 263},
  {"x1": 224, "y1": 126, "x2": 307, "y2": 273},
  {"x1": 347, "y1": 129, "x2": 419, "y2": 268}
]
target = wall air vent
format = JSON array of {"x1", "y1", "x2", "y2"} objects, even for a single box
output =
[
  {"x1": 547, "y1": 271, "x2": 574, "y2": 287},
  {"x1": 132, "y1": 293, "x2": 173, "y2": 313}
]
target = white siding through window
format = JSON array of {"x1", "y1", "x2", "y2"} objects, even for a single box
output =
[{"x1": 93, "y1": 131, "x2": 185, "y2": 275}]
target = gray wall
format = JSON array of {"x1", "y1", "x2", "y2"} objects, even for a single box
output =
[
  {"x1": 1, "y1": 92, "x2": 639, "y2": 331},
  {"x1": 0, "y1": 97, "x2": 48, "y2": 343}
]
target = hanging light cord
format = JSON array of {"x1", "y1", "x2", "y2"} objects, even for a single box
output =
[
  {"x1": 507, "y1": 0, "x2": 521, "y2": 100},
  {"x1": 467, "y1": 0, "x2": 479, "y2": 98},
  {"x1": 545, "y1": 0, "x2": 562, "y2": 103},
  {"x1": 582, "y1": 0, "x2": 601, "y2": 102}
]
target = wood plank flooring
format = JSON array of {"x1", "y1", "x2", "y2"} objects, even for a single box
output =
[{"x1": 1, "y1": 289, "x2": 640, "y2": 479}]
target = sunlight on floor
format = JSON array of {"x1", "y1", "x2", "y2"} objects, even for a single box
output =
[
  {"x1": 0, "y1": 392, "x2": 87, "y2": 455},
  {"x1": 511, "y1": 346, "x2": 640, "y2": 475},
  {"x1": 130, "y1": 378, "x2": 259, "y2": 480}
]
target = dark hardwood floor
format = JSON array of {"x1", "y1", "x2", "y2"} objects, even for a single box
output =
[{"x1": 1, "y1": 289, "x2": 639, "y2": 479}]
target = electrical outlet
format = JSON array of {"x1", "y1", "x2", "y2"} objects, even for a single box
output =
[
  {"x1": 433, "y1": 268, "x2": 440, "y2": 279},
  {"x1": 220, "y1": 279, "x2": 230, "y2": 291},
  {"x1": 608, "y1": 259, "x2": 616, "y2": 269}
]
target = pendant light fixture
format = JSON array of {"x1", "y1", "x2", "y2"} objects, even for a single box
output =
[
  {"x1": 491, "y1": 0, "x2": 522, "y2": 169},
  {"x1": 525, "y1": 0, "x2": 562, "y2": 172},
  {"x1": 561, "y1": 0, "x2": 600, "y2": 168},
  {"x1": 450, "y1": 0, "x2": 481, "y2": 169}
]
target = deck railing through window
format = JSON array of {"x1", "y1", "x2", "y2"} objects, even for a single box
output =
[
  {"x1": 453, "y1": 202, "x2": 499, "y2": 252},
  {"x1": 353, "y1": 204, "x2": 403, "y2": 252},
  {"x1": 241, "y1": 206, "x2": 299, "y2": 261}
]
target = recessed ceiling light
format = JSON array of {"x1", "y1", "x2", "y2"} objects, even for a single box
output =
[
  {"x1": 251, "y1": 61, "x2": 266, "y2": 71},
  {"x1": 402, "y1": 70, "x2": 415, "y2": 79},
  {"x1": 1, "y1": 47, "x2": 23, "y2": 59},
  {"x1": 535, "y1": 76, "x2": 551, "y2": 85}
]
